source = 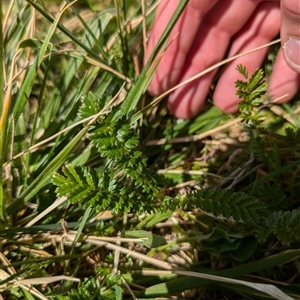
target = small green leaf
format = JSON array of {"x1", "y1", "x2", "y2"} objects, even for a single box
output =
[
  {"x1": 125, "y1": 230, "x2": 167, "y2": 248},
  {"x1": 18, "y1": 38, "x2": 44, "y2": 49}
]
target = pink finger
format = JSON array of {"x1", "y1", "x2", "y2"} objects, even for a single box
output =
[
  {"x1": 168, "y1": 0, "x2": 260, "y2": 119},
  {"x1": 146, "y1": 0, "x2": 218, "y2": 95},
  {"x1": 214, "y1": 2, "x2": 281, "y2": 113},
  {"x1": 280, "y1": 0, "x2": 300, "y2": 73},
  {"x1": 268, "y1": 49, "x2": 300, "y2": 104}
]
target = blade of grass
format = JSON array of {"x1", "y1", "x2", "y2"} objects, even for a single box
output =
[
  {"x1": 6, "y1": 86, "x2": 122, "y2": 215},
  {"x1": 6, "y1": 125, "x2": 89, "y2": 215},
  {"x1": 205, "y1": 249, "x2": 300, "y2": 278},
  {"x1": 26, "y1": 0, "x2": 104, "y2": 61},
  {"x1": 0, "y1": 0, "x2": 3, "y2": 116},
  {"x1": 0, "y1": 0, "x2": 5, "y2": 219},
  {"x1": 12, "y1": 1, "x2": 77, "y2": 124},
  {"x1": 71, "y1": 206, "x2": 92, "y2": 252},
  {"x1": 138, "y1": 269, "x2": 294, "y2": 300},
  {"x1": 68, "y1": 3, "x2": 109, "y2": 60},
  {"x1": 137, "y1": 249, "x2": 300, "y2": 298},
  {"x1": 2, "y1": 1, "x2": 77, "y2": 218},
  {"x1": 2, "y1": 2, "x2": 78, "y2": 177},
  {"x1": 121, "y1": 0, "x2": 190, "y2": 116},
  {"x1": 60, "y1": 206, "x2": 93, "y2": 292},
  {"x1": 32, "y1": 9, "x2": 117, "y2": 141},
  {"x1": 241, "y1": 158, "x2": 300, "y2": 193}
]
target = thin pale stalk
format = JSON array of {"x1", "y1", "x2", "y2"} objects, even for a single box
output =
[{"x1": 0, "y1": 0, "x2": 5, "y2": 219}]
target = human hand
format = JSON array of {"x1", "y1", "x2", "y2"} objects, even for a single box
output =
[{"x1": 146, "y1": 0, "x2": 300, "y2": 119}]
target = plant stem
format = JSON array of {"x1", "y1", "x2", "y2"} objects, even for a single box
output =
[{"x1": 0, "y1": 0, "x2": 6, "y2": 220}]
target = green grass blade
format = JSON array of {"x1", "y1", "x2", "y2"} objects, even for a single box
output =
[
  {"x1": 68, "y1": 3, "x2": 109, "y2": 60},
  {"x1": 139, "y1": 249, "x2": 300, "y2": 298},
  {"x1": 6, "y1": 126, "x2": 89, "y2": 215},
  {"x1": 0, "y1": 0, "x2": 5, "y2": 219},
  {"x1": 241, "y1": 159, "x2": 300, "y2": 193},
  {"x1": 13, "y1": 1, "x2": 76, "y2": 122},
  {"x1": 208, "y1": 249, "x2": 300, "y2": 277},
  {"x1": 0, "y1": 0, "x2": 3, "y2": 117},
  {"x1": 121, "y1": 0, "x2": 190, "y2": 116},
  {"x1": 71, "y1": 206, "x2": 92, "y2": 252},
  {"x1": 26, "y1": 0, "x2": 105, "y2": 61}
]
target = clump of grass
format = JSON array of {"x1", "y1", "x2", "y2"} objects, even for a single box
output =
[{"x1": 1, "y1": 1, "x2": 300, "y2": 299}]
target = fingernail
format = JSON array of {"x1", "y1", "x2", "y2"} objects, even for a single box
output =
[{"x1": 283, "y1": 37, "x2": 300, "y2": 72}]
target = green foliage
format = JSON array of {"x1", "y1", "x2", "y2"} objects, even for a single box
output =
[
  {"x1": 180, "y1": 188, "x2": 266, "y2": 224},
  {"x1": 236, "y1": 64, "x2": 267, "y2": 128},
  {"x1": 257, "y1": 208, "x2": 300, "y2": 245},
  {"x1": 255, "y1": 183, "x2": 287, "y2": 210},
  {"x1": 66, "y1": 268, "x2": 123, "y2": 300},
  {"x1": 53, "y1": 92, "x2": 159, "y2": 213},
  {"x1": 284, "y1": 127, "x2": 300, "y2": 157},
  {"x1": 233, "y1": 66, "x2": 300, "y2": 247},
  {"x1": 249, "y1": 133, "x2": 272, "y2": 163},
  {"x1": 202, "y1": 228, "x2": 257, "y2": 261},
  {"x1": 125, "y1": 229, "x2": 167, "y2": 248}
]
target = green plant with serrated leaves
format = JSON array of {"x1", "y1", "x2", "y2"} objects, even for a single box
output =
[
  {"x1": 180, "y1": 188, "x2": 266, "y2": 224},
  {"x1": 65, "y1": 268, "x2": 123, "y2": 300},
  {"x1": 53, "y1": 92, "x2": 160, "y2": 213},
  {"x1": 236, "y1": 64, "x2": 267, "y2": 128},
  {"x1": 257, "y1": 208, "x2": 300, "y2": 245}
]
